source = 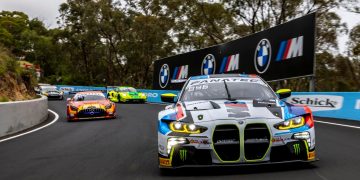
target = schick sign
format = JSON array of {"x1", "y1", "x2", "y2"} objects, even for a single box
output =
[{"x1": 287, "y1": 95, "x2": 343, "y2": 112}]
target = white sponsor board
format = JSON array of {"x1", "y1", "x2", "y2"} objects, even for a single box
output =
[
  {"x1": 59, "y1": 87, "x2": 75, "y2": 93},
  {"x1": 286, "y1": 95, "x2": 343, "y2": 112},
  {"x1": 355, "y1": 99, "x2": 360, "y2": 110},
  {"x1": 145, "y1": 93, "x2": 158, "y2": 98}
]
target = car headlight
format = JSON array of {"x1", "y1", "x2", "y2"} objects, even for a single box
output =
[
  {"x1": 105, "y1": 103, "x2": 113, "y2": 109},
  {"x1": 169, "y1": 122, "x2": 206, "y2": 134},
  {"x1": 140, "y1": 93, "x2": 146, "y2": 97},
  {"x1": 70, "y1": 105, "x2": 78, "y2": 111},
  {"x1": 274, "y1": 116, "x2": 305, "y2": 130}
]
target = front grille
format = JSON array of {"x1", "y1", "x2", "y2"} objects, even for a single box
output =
[
  {"x1": 244, "y1": 123, "x2": 271, "y2": 160},
  {"x1": 78, "y1": 108, "x2": 106, "y2": 118},
  {"x1": 212, "y1": 125, "x2": 240, "y2": 161}
]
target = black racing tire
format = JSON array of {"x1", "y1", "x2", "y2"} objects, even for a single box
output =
[{"x1": 107, "y1": 93, "x2": 110, "y2": 99}]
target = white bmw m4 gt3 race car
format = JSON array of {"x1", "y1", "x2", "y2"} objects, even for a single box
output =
[{"x1": 157, "y1": 74, "x2": 316, "y2": 169}]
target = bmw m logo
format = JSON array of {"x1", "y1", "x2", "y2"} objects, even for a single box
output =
[
  {"x1": 159, "y1": 64, "x2": 170, "y2": 88},
  {"x1": 201, "y1": 54, "x2": 216, "y2": 75},
  {"x1": 254, "y1": 39, "x2": 272, "y2": 74}
]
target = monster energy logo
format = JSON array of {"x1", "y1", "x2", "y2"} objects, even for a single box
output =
[
  {"x1": 293, "y1": 144, "x2": 301, "y2": 155},
  {"x1": 179, "y1": 149, "x2": 187, "y2": 161}
]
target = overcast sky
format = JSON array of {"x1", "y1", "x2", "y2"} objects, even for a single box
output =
[{"x1": 0, "y1": 0, "x2": 359, "y2": 53}]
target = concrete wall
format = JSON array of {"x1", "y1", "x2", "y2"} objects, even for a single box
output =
[{"x1": 0, "y1": 96, "x2": 48, "y2": 137}]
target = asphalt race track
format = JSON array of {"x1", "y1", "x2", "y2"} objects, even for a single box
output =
[{"x1": 0, "y1": 99, "x2": 360, "y2": 180}]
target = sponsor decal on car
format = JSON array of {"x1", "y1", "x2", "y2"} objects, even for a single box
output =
[
  {"x1": 272, "y1": 136, "x2": 291, "y2": 143},
  {"x1": 159, "y1": 157, "x2": 172, "y2": 167},
  {"x1": 201, "y1": 54, "x2": 216, "y2": 75},
  {"x1": 276, "y1": 36, "x2": 303, "y2": 61},
  {"x1": 179, "y1": 149, "x2": 187, "y2": 162},
  {"x1": 159, "y1": 64, "x2": 170, "y2": 88},
  {"x1": 308, "y1": 151, "x2": 316, "y2": 160},
  {"x1": 219, "y1": 53, "x2": 239, "y2": 73},
  {"x1": 189, "y1": 77, "x2": 264, "y2": 86},
  {"x1": 225, "y1": 101, "x2": 250, "y2": 118},
  {"x1": 293, "y1": 144, "x2": 301, "y2": 155},
  {"x1": 254, "y1": 39, "x2": 271, "y2": 74},
  {"x1": 188, "y1": 138, "x2": 210, "y2": 145},
  {"x1": 287, "y1": 95, "x2": 343, "y2": 111},
  {"x1": 171, "y1": 65, "x2": 188, "y2": 83}
]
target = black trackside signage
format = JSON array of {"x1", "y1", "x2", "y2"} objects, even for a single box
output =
[{"x1": 153, "y1": 13, "x2": 316, "y2": 90}]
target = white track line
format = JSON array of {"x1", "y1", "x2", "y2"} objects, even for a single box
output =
[
  {"x1": 0, "y1": 109, "x2": 59, "y2": 143},
  {"x1": 315, "y1": 120, "x2": 360, "y2": 129}
]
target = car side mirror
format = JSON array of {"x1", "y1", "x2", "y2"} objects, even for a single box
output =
[
  {"x1": 276, "y1": 89, "x2": 291, "y2": 99},
  {"x1": 161, "y1": 93, "x2": 177, "y2": 103}
]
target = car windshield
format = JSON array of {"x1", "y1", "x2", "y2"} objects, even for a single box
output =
[
  {"x1": 180, "y1": 77, "x2": 276, "y2": 101},
  {"x1": 117, "y1": 87, "x2": 137, "y2": 92},
  {"x1": 74, "y1": 94, "x2": 105, "y2": 101}
]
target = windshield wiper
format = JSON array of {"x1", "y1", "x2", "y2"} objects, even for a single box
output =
[{"x1": 223, "y1": 80, "x2": 236, "y2": 101}]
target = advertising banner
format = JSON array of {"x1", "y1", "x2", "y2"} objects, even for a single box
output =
[
  {"x1": 153, "y1": 13, "x2": 316, "y2": 90},
  {"x1": 289, "y1": 92, "x2": 360, "y2": 121},
  {"x1": 137, "y1": 89, "x2": 180, "y2": 103},
  {"x1": 56, "y1": 85, "x2": 106, "y2": 94}
]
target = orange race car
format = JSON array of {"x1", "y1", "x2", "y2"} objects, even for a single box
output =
[{"x1": 66, "y1": 91, "x2": 116, "y2": 121}]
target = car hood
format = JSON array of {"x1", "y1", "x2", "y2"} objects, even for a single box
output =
[
  {"x1": 71, "y1": 100, "x2": 110, "y2": 108},
  {"x1": 160, "y1": 99, "x2": 308, "y2": 123},
  {"x1": 183, "y1": 100, "x2": 280, "y2": 123}
]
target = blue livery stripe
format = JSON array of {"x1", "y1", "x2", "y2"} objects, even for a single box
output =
[
  {"x1": 172, "y1": 67, "x2": 178, "y2": 79},
  {"x1": 190, "y1": 75, "x2": 209, "y2": 80},
  {"x1": 276, "y1": 41, "x2": 287, "y2": 61},
  {"x1": 158, "y1": 120, "x2": 171, "y2": 135},
  {"x1": 219, "y1": 57, "x2": 227, "y2": 73}
]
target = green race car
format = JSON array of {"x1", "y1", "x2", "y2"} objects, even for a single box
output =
[{"x1": 107, "y1": 86, "x2": 147, "y2": 103}]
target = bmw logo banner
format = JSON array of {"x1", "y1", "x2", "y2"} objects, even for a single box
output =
[{"x1": 153, "y1": 13, "x2": 316, "y2": 90}]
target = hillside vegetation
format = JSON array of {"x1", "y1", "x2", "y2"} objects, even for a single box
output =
[
  {"x1": 0, "y1": 1, "x2": 360, "y2": 91},
  {"x1": 0, "y1": 46, "x2": 37, "y2": 102}
]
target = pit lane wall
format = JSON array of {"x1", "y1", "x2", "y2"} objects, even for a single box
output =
[
  {"x1": 0, "y1": 95, "x2": 48, "y2": 137},
  {"x1": 55, "y1": 85, "x2": 360, "y2": 121}
]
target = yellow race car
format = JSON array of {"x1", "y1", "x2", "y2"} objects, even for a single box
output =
[{"x1": 107, "y1": 86, "x2": 147, "y2": 103}]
